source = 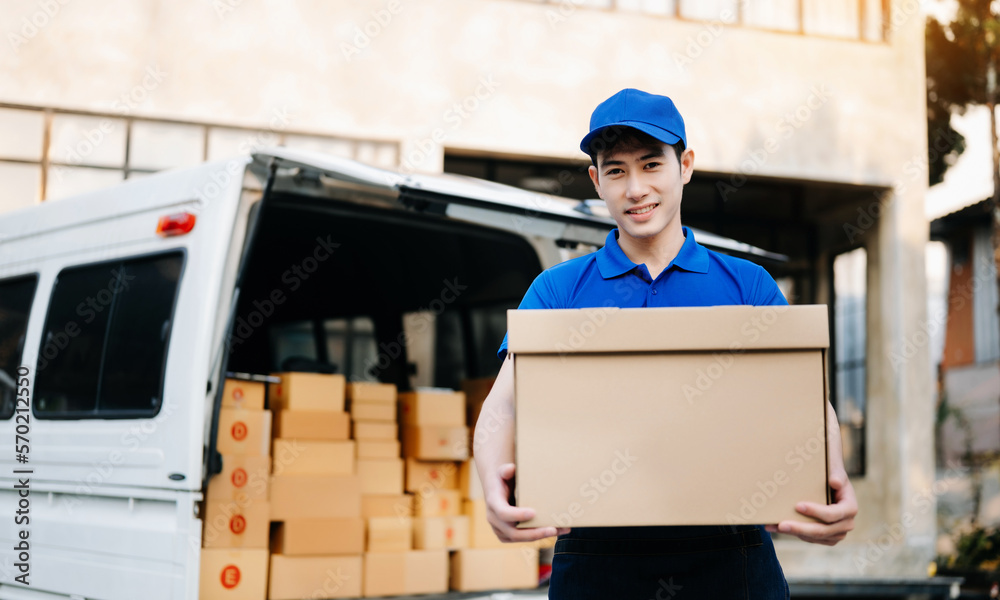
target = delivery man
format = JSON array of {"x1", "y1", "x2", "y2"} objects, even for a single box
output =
[{"x1": 473, "y1": 88, "x2": 858, "y2": 599}]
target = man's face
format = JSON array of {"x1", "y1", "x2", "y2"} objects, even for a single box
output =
[{"x1": 588, "y1": 142, "x2": 694, "y2": 243}]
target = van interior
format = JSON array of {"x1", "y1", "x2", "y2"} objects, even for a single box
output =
[{"x1": 226, "y1": 193, "x2": 543, "y2": 393}]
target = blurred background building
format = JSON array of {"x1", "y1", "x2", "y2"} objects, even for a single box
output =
[{"x1": 0, "y1": 0, "x2": 946, "y2": 591}]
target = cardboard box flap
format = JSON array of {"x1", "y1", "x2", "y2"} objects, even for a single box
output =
[{"x1": 508, "y1": 305, "x2": 828, "y2": 354}]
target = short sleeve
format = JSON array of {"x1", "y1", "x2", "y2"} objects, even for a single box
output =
[
  {"x1": 750, "y1": 265, "x2": 788, "y2": 307},
  {"x1": 496, "y1": 270, "x2": 560, "y2": 361}
]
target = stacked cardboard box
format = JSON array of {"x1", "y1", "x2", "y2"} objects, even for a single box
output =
[
  {"x1": 201, "y1": 378, "x2": 272, "y2": 600},
  {"x1": 267, "y1": 372, "x2": 364, "y2": 600},
  {"x1": 449, "y1": 377, "x2": 543, "y2": 592}
]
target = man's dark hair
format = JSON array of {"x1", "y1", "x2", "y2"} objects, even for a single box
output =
[{"x1": 586, "y1": 126, "x2": 684, "y2": 168}]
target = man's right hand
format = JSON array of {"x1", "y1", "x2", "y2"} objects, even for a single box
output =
[{"x1": 485, "y1": 462, "x2": 570, "y2": 543}]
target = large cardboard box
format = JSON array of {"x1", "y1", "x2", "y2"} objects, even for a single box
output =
[
  {"x1": 404, "y1": 458, "x2": 458, "y2": 493},
  {"x1": 413, "y1": 488, "x2": 461, "y2": 517},
  {"x1": 366, "y1": 516, "x2": 412, "y2": 551},
  {"x1": 206, "y1": 455, "x2": 270, "y2": 505},
  {"x1": 401, "y1": 425, "x2": 469, "y2": 460},
  {"x1": 270, "y1": 518, "x2": 364, "y2": 555},
  {"x1": 362, "y1": 550, "x2": 449, "y2": 597},
  {"x1": 222, "y1": 378, "x2": 265, "y2": 411},
  {"x1": 398, "y1": 390, "x2": 465, "y2": 426},
  {"x1": 269, "y1": 474, "x2": 361, "y2": 520},
  {"x1": 268, "y1": 554, "x2": 363, "y2": 599},
  {"x1": 217, "y1": 409, "x2": 272, "y2": 456},
  {"x1": 199, "y1": 548, "x2": 268, "y2": 600},
  {"x1": 362, "y1": 494, "x2": 413, "y2": 519},
  {"x1": 202, "y1": 499, "x2": 270, "y2": 549},
  {"x1": 450, "y1": 547, "x2": 539, "y2": 592},
  {"x1": 272, "y1": 440, "x2": 354, "y2": 476},
  {"x1": 509, "y1": 305, "x2": 831, "y2": 528},
  {"x1": 357, "y1": 458, "x2": 404, "y2": 495},
  {"x1": 412, "y1": 515, "x2": 469, "y2": 550},
  {"x1": 346, "y1": 382, "x2": 396, "y2": 404},
  {"x1": 357, "y1": 440, "x2": 400, "y2": 460},
  {"x1": 272, "y1": 410, "x2": 350, "y2": 440},
  {"x1": 269, "y1": 372, "x2": 346, "y2": 412},
  {"x1": 353, "y1": 420, "x2": 398, "y2": 441}
]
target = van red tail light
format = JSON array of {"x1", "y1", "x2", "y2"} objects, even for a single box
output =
[{"x1": 156, "y1": 212, "x2": 196, "y2": 237}]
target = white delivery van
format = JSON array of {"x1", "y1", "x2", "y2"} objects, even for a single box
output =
[{"x1": 0, "y1": 147, "x2": 782, "y2": 600}]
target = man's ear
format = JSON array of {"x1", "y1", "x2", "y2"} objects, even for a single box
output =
[
  {"x1": 588, "y1": 165, "x2": 602, "y2": 198},
  {"x1": 680, "y1": 148, "x2": 695, "y2": 184}
]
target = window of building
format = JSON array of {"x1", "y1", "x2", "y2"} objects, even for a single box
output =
[
  {"x1": 0, "y1": 275, "x2": 39, "y2": 420},
  {"x1": 743, "y1": 0, "x2": 800, "y2": 32},
  {"x1": 803, "y1": 0, "x2": 859, "y2": 38},
  {"x1": 33, "y1": 252, "x2": 184, "y2": 419},
  {"x1": 832, "y1": 246, "x2": 867, "y2": 476},
  {"x1": 973, "y1": 226, "x2": 1000, "y2": 363},
  {"x1": 678, "y1": 0, "x2": 738, "y2": 22}
]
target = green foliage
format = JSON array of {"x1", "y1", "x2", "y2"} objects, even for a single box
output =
[
  {"x1": 945, "y1": 525, "x2": 1000, "y2": 570},
  {"x1": 924, "y1": 0, "x2": 999, "y2": 185}
]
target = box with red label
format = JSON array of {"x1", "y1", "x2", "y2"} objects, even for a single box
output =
[
  {"x1": 413, "y1": 488, "x2": 461, "y2": 517},
  {"x1": 199, "y1": 548, "x2": 268, "y2": 600},
  {"x1": 206, "y1": 455, "x2": 270, "y2": 505},
  {"x1": 405, "y1": 458, "x2": 458, "y2": 493},
  {"x1": 217, "y1": 409, "x2": 271, "y2": 456},
  {"x1": 412, "y1": 515, "x2": 469, "y2": 550},
  {"x1": 401, "y1": 426, "x2": 468, "y2": 460},
  {"x1": 269, "y1": 372, "x2": 346, "y2": 412},
  {"x1": 203, "y1": 499, "x2": 270, "y2": 549},
  {"x1": 222, "y1": 379, "x2": 266, "y2": 411}
]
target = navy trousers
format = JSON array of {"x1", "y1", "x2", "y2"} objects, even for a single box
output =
[{"x1": 549, "y1": 525, "x2": 789, "y2": 599}]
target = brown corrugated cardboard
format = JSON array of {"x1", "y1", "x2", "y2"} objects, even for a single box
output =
[
  {"x1": 269, "y1": 372, "x2": 346, "y2": 412},
  {"x1": 366, "y1": 516, "x2": 413, "y2": 551},
  {"x1": 404, "y1": 458, "x2": 458, "y2": 493},
  {"x1": 398, "y1": 390, "x2": 465, "y2": 426},
  {"x1": 269, "y1": 474, "x2": 361, "y2": 520},
  {"x1": 270, "y1": 518, "x2": 364, "y2": 555},
  {"x1": 509, "y1": 305, "x2": 831, "y2": 528},
  {"x1": 350, "y1": 402, "x2": 395, "y2": 421},
  {"x1": 362, "y1": 550, "x2": 449, "y2": 597},
  {"x1": 346, "y1": 382, "x2": 396, "y2": 404},
  {"x1": 361, "y1": 495, "x2": 413, "y2": 519},
  {"x1": 217, "y1": 409, "x2": 272, "y2": 456},
  {"x1": 413, "y1": 488, "x2": 462, "y2": 517},
  {"x1": 206, "y1": 455, "x2": 270, "y2": 505},
  {"x1": 412, "y1": 515, "x2": 469, "y2": 550},
  {"x1": 199, "y1": 548, "x2": 268, "y2": 600},
  {"x1": 401, "y1": 425, "x2": 469, "y2": 460},
  {"x1": 353, "y1": 420, "x2": 398, "y2": 441},
  {"x1": 357, "y1": 440, "x2": 400, "y2": 460},
  {"x1": 450, "y1": 547, "x2": 539, "y2": 592},
  {"x1": 203, "y1": 499, "x2": 270, "y2": 549},
  {"x1": 268, "y1": 554, "x2": 362, "y2": 599},
  {"x1": 271, "y1": 440, "x2": 354, "y2": 475},
  {"x1": 272, "y1": 410, "x2": 350, "y2": 440},
  {"x1": 222, "y1": 379, "x2": 265, "y2": 411},
  {"x1": 458, "y1": 460, "x2": 484, "y2": 500},
  {"x1": 357, "y1": 458, "x2": 404, "y2": 495}
]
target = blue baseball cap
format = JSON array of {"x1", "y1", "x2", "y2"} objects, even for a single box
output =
[{"x1": 580, "y1": 88, "x2": 687, "y2": 155}]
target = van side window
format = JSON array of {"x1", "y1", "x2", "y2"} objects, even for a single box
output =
[
  {"x1": 0, "y1": 275, "x2": 39, "y2": 420},
  {"x1": 34, "y1": 252, "x2": 184, "y2": 419}
]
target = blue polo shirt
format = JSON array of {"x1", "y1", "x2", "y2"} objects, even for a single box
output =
[{"x1": 497, "y1": 226, "x2": 786, "y2": 360}]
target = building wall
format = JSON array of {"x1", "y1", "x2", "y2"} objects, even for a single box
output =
[{"x1": 0, "y1": 0, "x2": 932, "y2": 580}]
